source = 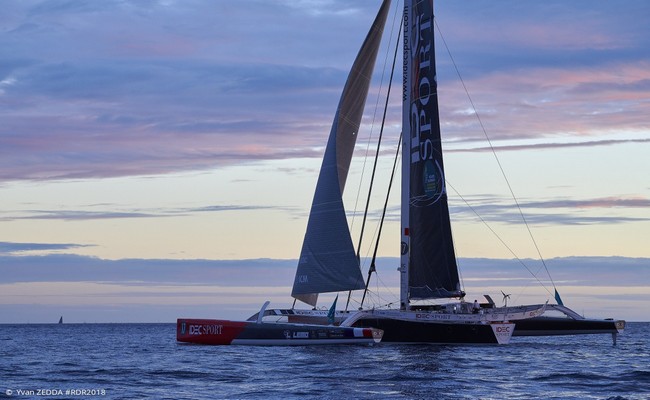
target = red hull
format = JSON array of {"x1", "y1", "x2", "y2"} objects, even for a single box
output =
[{"x1": 177, "y1": 319, "x2": 247, "y2": 345}]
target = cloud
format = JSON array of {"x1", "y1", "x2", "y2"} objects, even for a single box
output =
[
  {"x1": 437, "y1": 62, "x2": 650, "y2": 143},
  {"x1": 343, "y1": 194, "x2": 650, "y2": 227},
  {"x1": 0, "y1": 204, "x2": 296, "y2": 222},
  {"x1": 449, "y1": 195, "x2": 650, "y2": 226},
  {"x1": 447, "y1": 138, "x2": 650, "y2": 153},
  {"x1": 0, "y1": 254, "x2": 297, "y2": 285},
  {"x1": 0, "y1": 58, "x2": 342, "y2": 181},
  {"x1": 0, "y1": 254, "x2": 647, "y2": 322},
  {"x1": 521, "y1": 197, "x2": 650, "y2": 209},
  {"x1": 3, "y1": 210, "x2": 160, "y2": 221},
  {"x1": 437, "y1": 1, "x2": 650, "y2": 71},
  {"x1": 0, "y1": 0, "x2": 378, "y2": 182},
  {"x1": 0, "y1": 241, "x2": 90, "y2": 254},
  {"x1": 0, "y1": 0, "x2": 648, "y2": 184},
  {"x1": 2, "y1": 253, "x2": 646, "y2": 289}
]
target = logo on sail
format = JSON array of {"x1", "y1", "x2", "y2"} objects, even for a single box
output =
[
  {"x1": 412, "y1": 159, "x2": 444, "y2": 206},
  {"x1": 423, "y1": 160, "x2": 439, "y2": 197}
]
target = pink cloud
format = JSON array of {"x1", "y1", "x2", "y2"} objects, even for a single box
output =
[{"x1": 438, "y1": 61, "x2": 650, "y2": 141}]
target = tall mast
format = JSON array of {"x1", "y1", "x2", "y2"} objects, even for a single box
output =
[{"x1": 399, "y1": 1, "x2": 412, "y2": 310}]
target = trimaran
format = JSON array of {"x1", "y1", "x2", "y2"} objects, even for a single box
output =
[{"x1": 177, "y1": 0, "x2": 624, "y2": 346}]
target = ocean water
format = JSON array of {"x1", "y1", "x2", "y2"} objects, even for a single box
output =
[{"x1": 1, "y1": 323, "x2": 648, "y2": 400}]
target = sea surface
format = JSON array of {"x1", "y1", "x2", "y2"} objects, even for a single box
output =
[{"x1": 0, "y1": 322, "x2": 648, "y2": 399}]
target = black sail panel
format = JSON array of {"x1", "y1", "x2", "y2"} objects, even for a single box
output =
[{"x1": 405, "y1": 0, "x2": 463, "y2": 300}]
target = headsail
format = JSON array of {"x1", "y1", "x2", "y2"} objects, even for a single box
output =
[
  {"x1": 292, "y1": 0, "x2": 392, "y2": 306},
  {"x1": 401, "y1": 0, "x2": 464, "y2": 302}
]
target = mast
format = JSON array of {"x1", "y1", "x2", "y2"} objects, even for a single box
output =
[{"x1": 399, "y1": 1, "x2": 412, "y2": 310}]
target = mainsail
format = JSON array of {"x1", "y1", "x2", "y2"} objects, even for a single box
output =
[
  {"x1": 401, "y1": 0, "x2": 463, "y2": 303},
  {"x1": 291, "y1": 0, "x2": 392, "y2": 306}
]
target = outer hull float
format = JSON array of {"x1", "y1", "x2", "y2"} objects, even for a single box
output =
[
  {"x1": 513, "y1": 317, "x2": 625, "y2": 336},
  {"x1": 510, "y1": 304, "x2": 625, "y2": 337},
  {"x1": 176, "y1": 319, "x2": 383, "y2": 346}
]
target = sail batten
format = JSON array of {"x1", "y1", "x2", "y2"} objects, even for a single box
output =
[{"x1": 291, "y1": 0, "x2": 392, "y2": 306}]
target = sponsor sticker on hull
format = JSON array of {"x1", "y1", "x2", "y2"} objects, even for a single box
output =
[
  {"x1": 176, "y1": 319, "x2": 246, "y2": 345},
  {"x1": 491, "y1": 323, "x2": 515, "y2": 345}
]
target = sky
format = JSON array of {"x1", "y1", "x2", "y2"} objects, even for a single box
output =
[{"x1": 1, "y1": 0, "x2": 649, "y2": 323}]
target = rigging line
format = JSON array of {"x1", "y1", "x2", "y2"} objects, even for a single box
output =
[
  {"x1": 346, "y1": 1, "x2": 402, "y2": 311},
  {"x1": 434, "y1": 18, "x2": 557, "y2": 291},
  {"x1": 512, "y1": 271, "x2": 546, "y2": 305},
  {"x1": 357, "y1": 152, "x2": 402, "y2": 308},
  {"x1": 361, "y1": 132, "x2": 402, "y2": 309},
  {"x1": 375, "y1": 270, "x2": 399, "y2": 307},
  {"x1": 350, "y1": 0, "x2": 401, "y2": 234},
  {"x1": 354, "y1": 15, "x2": 403, "y2": 311},
  {"x1": 454, "y1": 242, "x2": 466, "y2": 294},
  {"x1": 356, "y1": 269, "x2": 399, "y2": 310},
  {"x1": 446, "y1": 184, "x2": 466, "y2": 293},
  {"x1": 446, "y1": 180, "x2": 553, "y2": 297},
  {"x1": 355, "y1": 2, "x2": 403, "y2": 261}
]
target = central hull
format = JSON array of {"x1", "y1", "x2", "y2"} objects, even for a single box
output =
[
  {"x1": 251, "y1": 305, "x2": 543, "y2": 344},
  {"x1": 351, "y1": 317, "x2": 510, "y2": 344}
]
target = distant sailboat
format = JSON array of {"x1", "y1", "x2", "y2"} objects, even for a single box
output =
[{"x1": 58, "y1": 316, "x2": 63, "y2": 324}]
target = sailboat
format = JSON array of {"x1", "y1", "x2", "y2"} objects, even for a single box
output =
[
  {"x1": 246, "y1": 0, "x2": 545, "y2": 345},
  {"x1": 257, "y1": 0, "x2": 625, "y2": 344},
  {"x1": 58, "y1": 316, "x2": 63, "y2": 324},
  {"x1": 181, "y1": 0, "x2": 623, "y2": 345}
]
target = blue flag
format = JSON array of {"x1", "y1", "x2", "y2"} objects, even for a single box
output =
[
  {"x1": 327, "y1": 295, "x2": 339, "y2": 325},
  {"x1": 554, "y1": 289, "x2": 564, "y2": 306}
]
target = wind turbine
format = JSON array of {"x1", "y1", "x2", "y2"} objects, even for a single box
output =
[{"x1": 501, "y1": 291, "x2": 511, "y2": 307}]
